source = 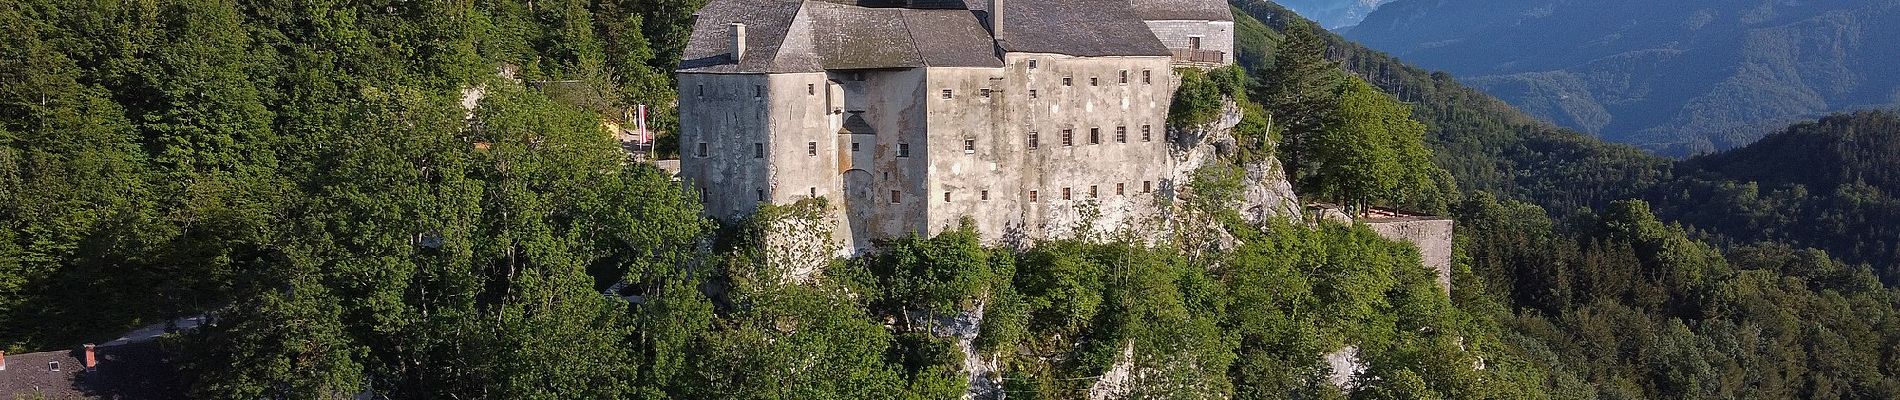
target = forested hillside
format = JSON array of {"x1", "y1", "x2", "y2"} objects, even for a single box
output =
[
  {"x1": 1235, "y1": 1, "x2": 1900, "y2": 397},
  {"x1": 1343, "y1": 0, "x2": 1900, "y2": 155}
]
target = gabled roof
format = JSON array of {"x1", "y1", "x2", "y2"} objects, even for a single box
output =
[
  {"x1": 681, "y1": 0, "x2": 1004, "y2": 73},
  {"x1": 969, "y1": 0, "x2": 1170, "y2": 57},
  {"x1": 1126, "y1": 0, "x2": 1234, "y2": 21},
  {"x1": 679, "y1": 0, "x2": 1177, "y2": 73}
]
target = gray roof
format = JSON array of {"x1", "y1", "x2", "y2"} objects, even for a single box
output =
[
  {"x1": 1126, "y1": 0, "x2": 1233, "y2": 21},
  {"x1": 0, "y1": 342, "x2": 184, "y2": 399},
  {"x1": 681, "y1": 0, "x2": 1183, "y2": 73},
  {"x1": 971, "y1": 0, "x2": 1170, "y2": 57}
]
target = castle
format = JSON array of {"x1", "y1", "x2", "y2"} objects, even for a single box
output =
[{"x1": 677, "y1": 0, "x2": 1235, "y2": 252}]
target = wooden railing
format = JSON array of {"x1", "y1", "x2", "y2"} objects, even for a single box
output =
[{"x1": 1170, "y1": 48, "x2": 1226, "y2": 65}]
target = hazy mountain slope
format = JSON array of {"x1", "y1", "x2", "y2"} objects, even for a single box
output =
[
  {"x1": 1271, "y1": 0, "x2": 1396, "y2": 29},
  {"x1": 1344, "y1": 0, "x2": 1900, "y2": 155},
  {"x1": 1236, "y1": 0, "x2": 1671, "y2": 214}
]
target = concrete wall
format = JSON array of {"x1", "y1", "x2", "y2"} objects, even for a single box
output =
[
  {"x1": 678, "y1": 73, "x2": 772, "y2": 220},
  {"x1": 916, "y1": 54, "x2": 1176, "y2": 246},
  {"x1": 830, "y1": 68, "x2": 932, "y2": 253},
  {"x1": 1364, "y1": 219, "x2": 1455, "y2": 294},
  {"x1": 683, "y1": 55, "x2": 1180, "y2": 252},
  {"x1": 1145, "y1": 20, "x2": 1236, "y2": 65}
]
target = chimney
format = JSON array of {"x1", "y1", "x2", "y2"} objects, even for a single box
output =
[
  {"x1": 987, "y1": 0, "x2": 1002, "y2": 33},
  {"x1": 83, "y1": 344, "x2": 96, "y2": 372},
  {"x1": 729, "y1": 23, "x2": 747, "y2": 63}
]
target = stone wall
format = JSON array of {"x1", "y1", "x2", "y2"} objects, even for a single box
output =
[
  {"x1": 677, "y1": 73, "x2": 773, "y2": 219},
  {"x1": 927, "y1": 54, "x2": 1178, "y2": 245},
  {"x1": 1363, "y1": 218, "x2": 1455, "y2": 294},
  {"x1": 1144, "y1": 20, "x2": 1236, "y2": 64}
]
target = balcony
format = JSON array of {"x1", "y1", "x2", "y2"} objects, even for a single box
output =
[{"x1": 1170, "y1": 48, "x2": 1226, "y2": 66}]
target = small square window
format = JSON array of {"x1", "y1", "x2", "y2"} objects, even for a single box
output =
[
  {"x1": 1089, "y1": 128, "x2": 1101, "y2": 145},
  {"x1": 941, "y1": 89, "x2": 953, "y2": 99},
  {"x1": 1029, "y1": 191, "x2": 1039, "y2": 203},
  {"x1": 980, "y1": 88, "x2": 993, "y2": 98},
  {"x1": 753, "y1": 143, "x2": 764, "y2": 158},
  {"x1": 1090, "y1": 77, "x2": 1099, "y2": 86},
  {"x1": 1115, "y1": 126, "x2": 1127, "y2": 143},
  {"x1": 944, "y1": 192, "x2": 952, "y2": 203},
  {"x1": 1029, "y1": 89, "x2": 1039, "y2": 99},
  {"x1": 1116, "y1": 183, "x2": 1125, "y2": 195},
  {"x1": 1063, "y1": 77, "x2": 1073, "y2": 87},
  {"x1": 810, "y1": 187, "x2": 818, "y2": 197},
  {"x1": 1141, "y1": 125, "x2": 1153, "y2": 142},
  {"x1": 964, "y1": 139, "x2": 976, "y2": 153},
  {"x1": 852, "y1": 142, "x2": 861, "y2": 152},
  {"x1": 696, "y1": 142, "x2": 709, "y2": 157},
  {"x1": 981, "y1": 190, "x2": 990, "y2": 201},
  {"x1": 1143, "y1": 70, "x2": 1152, "y2": 84},
  {"x1": 1062, "y1": 129, "x2": 1074, "y2": 146},
  {"x1": 1119, "y1": 70, "x2": 1129, "y2": 84},
  {"x1": 1089, "y1": 185, "x2": 1098, "y2": 198},
  {"x1": 808, "y1": 84, "x2": 816, "y2": 95},
  {"x1": 898, "y1": 143, "x2": 911, "y2": 157},
  {"x1": 1062, "y1": 187, "x2": 1072, "y2": 200},
  {"x1": 1029, "y1": 132, "x2": 1040, "y2": 149},
  {"x1": 807, "y1": 141, "x2": 818, "y2": 156},
  {"x1": 1028, "y1": 59, "x2": 1039, "y2": 69},
  {"x1": 754, "y1": 85, "x2": 763, "y2": 98},
  {"x1": 697, "y1": 84, "x2": 704, "y2": 97},
  {"x1": 891, "y1": 190, "x2": 902, "y2": 204},
  {"x1": 757, "y1": 190, "x2": 767, "y2": 202},
  {"x1": 1143, "y1": 181, "x2": 1153, "y2": 193}
]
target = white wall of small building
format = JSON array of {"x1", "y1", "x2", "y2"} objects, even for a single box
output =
[{"x1": 1146, "y1": 20, "x2": 1236, "y2": 64}]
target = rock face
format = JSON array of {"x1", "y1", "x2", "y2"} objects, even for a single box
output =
[
  {"x1": 1167, "y1": 99, "x2": 1303, "y2": 226},
  {"x1": 1086, "y1": 344, "x2": 1139, "y2": 400},
  {"x1": 929, "y1": 304, "x2": 1004, "y2": 400},
  {"x1": 1323, "y1": 346, "x2": 1366, "y2": 390}
]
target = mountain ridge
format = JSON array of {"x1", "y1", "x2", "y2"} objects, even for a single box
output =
[{"x1": 1343, "y1": 0, "x2": 1900, "y2": 155}]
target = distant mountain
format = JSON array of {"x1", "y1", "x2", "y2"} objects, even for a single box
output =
[
  {"x1": 1343, "y1": 0, "x2": 1900, "y2": 156},
  {"x1": 1271, "y1": 0, "x2": 1396, "y2": 29}
]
